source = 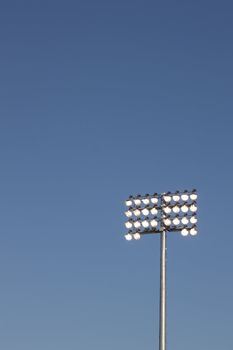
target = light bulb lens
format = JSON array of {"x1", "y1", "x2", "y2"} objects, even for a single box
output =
[
  {"x1": 190, "y1": 193, "x2": 198, "y2": 201},
  {"x1": 133, "y1": 232, "x2": 141, "y2": 240},
  {"x1": 142, "y1": 198, "x2": 150, "y2": 205},
  {"x1": 142, "y1": 220, "x2": 149, "y2": 228},
  {"x1": 134, "y1": 199, "x2": 141, "y2": 206},
  {"x1": 173, "y1": 205, "x2": 180, "y2": 213},
  {"x1": 151, "y1": 197, "x2": 158, "y2": 204},
  {"x1": 163, "y1": 206, "x2": 171, "y2": 214},
  {"x1": 134, "y1": 221, "x2": 141, "y2": 228},
  {"x1": 173, "y1": 218, "x2": 180, "y2": 225},
  {"x1": 163, "y1": 195, "x2": 171, "y2": 203},
  {"x1": 164, "y1": 219, "x2": 171, "y2": 226},
  {"x1": 181, "y1": 205, "x2": 189, "y2": 213},
  {"x1": 190, "y1": 216, "x2": 197, "y2": 224},
  {"x1": 126, "y1": 200, "x2": 132, "y2": 206},
  {"x1": 125, "y1": 210, "x2": 132, "y2": 218},
  {"x1": 181, "y1": 217, "x2": 189, "y2": 225},
  {"x1": 181, "y1": 194, "x2": 189, "y2": 201},
  {"x1": 190, "y1": 228, "x2": 197, "y2": 236},
  {"x1": 133, "y1": 209, "x2": 141, "y2": 217},
  {"x1": 173, "y1": 195, "x2": 180, "y2": 202},
  {"x1": 151, "y1": 208, "x2": 158, "y2": 215},
  {"x1": 190, "y1": 204, "x2": 197, "y2": 212},
  {"x1": 125, "y1": 234, "x2": 133, "y2": 241},
  {"x1": 142, "y1": 208, "x2": 149, "y2": 216},
  {"x1": 181, "y1": 228, "x2": 189, "y2": 236},
  {"x1": 151, "y1": 219, "x2": 158, "y2": 227},
  {"x1": 125, "y1": 222, "x2": 133, "y2": 229}
]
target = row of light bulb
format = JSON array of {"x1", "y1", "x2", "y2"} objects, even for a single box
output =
[
  {"x1": 125, "y1": 207, "x2": 158, "y2": 218},
  {"x1": 125, "y1": 192, "x2": 197, "y2": 208},
  {"x1": 125, "y1": 232, "x2": 141, "y2": 241},
  {"x1": 181, "y1": 227, "x2": 197, "y2": 236},
  {"x1": 163, "y1": 215, "x2": 197, "y2": 226},
  {"x1": 162, "y1": 192, "x2": 197, "y2": 203},
  {"x1": 125, "y1": 215, "x2": 197, "y2": 230},
  {"x1": 125, "y1": 226, "x2": 198, "y2": 241},
  {"x1": 125, "y1": 203, "x2": 197, "y2": 219},
  {"x1": 125, "y1": 218, "x2": 159, "y2": 230},
  {"x1": 163, "y1": 203, "x2": 197, "y2": 214},
  {"x1": 126, "y1": 196, "x2": 158, "y2": 207}
]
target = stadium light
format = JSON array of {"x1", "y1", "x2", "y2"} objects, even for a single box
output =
[{"x1": 123, "y1": 189, "x2": 198, "y2": 350}]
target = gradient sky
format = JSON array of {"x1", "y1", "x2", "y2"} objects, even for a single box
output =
[{"x1": 0, "y1": 1, "x2": 233, "y2": 349}]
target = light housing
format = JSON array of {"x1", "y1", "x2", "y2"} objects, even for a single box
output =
[{"x1": 124, "y1": 189, "x2": 198, "y2": 239}]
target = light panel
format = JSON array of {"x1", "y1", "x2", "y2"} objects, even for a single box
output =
[{"x1": 124, "y1": 189, "x2": 198, "y2": 240}]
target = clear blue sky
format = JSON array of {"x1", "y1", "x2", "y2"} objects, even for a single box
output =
[{"x1": 0, "y1": 1, "x2": 233, "y2": 349}]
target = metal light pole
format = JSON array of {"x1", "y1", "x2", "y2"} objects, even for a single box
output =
[
  {"x1": 159, "y1": 230, "x2": 167, "y2": 350},
  {"x1": 124, "y1": 190, "x2": 198, "y2": 350}
]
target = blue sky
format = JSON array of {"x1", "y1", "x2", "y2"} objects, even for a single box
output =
[{"x1": 0, "y1": 1, "x2": 233, "y2": 349}]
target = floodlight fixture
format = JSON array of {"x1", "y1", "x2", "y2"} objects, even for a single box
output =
[{"x1": 123, "y1": 189, "x2": 198, "y2": 350}]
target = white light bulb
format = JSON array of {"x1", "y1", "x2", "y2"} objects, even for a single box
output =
[
  {"x1": 126, "y1": 200, "x2": 132, "y2": 206},
  {"x1": 173, "y1": 217, "x2": 180, "y2": 225},
  {"x1": 125, "y1": 222, "x2": 133, "y2": 229},
  {"x1": 181, "y1": 217, "x2": 189, "y2": 225},
  {"x1": 134, "y1": 221, "x2": 141, "y2": 229},
  {"x1": 151, "y1": 197, "x2": 158, "y2": 204},
  {"x1": 190, "y1": 227, "x2": 197, "y2": 236},
  {"x1": 163, "y1": 195, "x2": 171, "y2": 203},
  {"x1": 163, "y1": 206, "x2": 171, "y2": 214},
  {"x1": 151, "y1": 219, "x2": 158, "y2": 227},
  {"x1": 164, "y1": 218, "x2": 171, "y2": 226},
  {"x1": 150, "y1": 207, "x2": 158, "y2": 215},
  {"x1": 134, "y1": 199, "x2": 141, "y2": 206},
  {"x1": 142, "y1": 198, "x2": 150, "y2": 205},
  {"x1": 190, "y1": 204, "x2": 197, "y2": 212},
  {"x1": 133, "y1": 209, "x2": 141, "y2": 217},
  {"x1": 173, "y1": 205, "x2": 180, "y2": 214},
  {"x1": 125, "y1": 210, "x2": 132, "y2": 218},
  {"x1": 181, "y1": 194, "x2": 189, "y2": 201},
  {"x1": 190, "y1": 193, "x2": 197, "y2": 201},
  {"x1": 134, "y1": 232, "x2": 141, "y2": 240},
  {"x1": 125, "y1": 233, "x2": 133, "y2": 241},
  {"x1": 142, "y1": 208, "x2": 149, "y2": 216},
  {"x1": 181, "y1": 228, "x2": 189, "y2": 236},
  {"x1": 190, "y1": 216, "x2": 197, "y2": 224},
  {"x1": 181, "y1": 205, "x2": 189, "y2": 213},
  {"x1": 173, "y1": 195, "x2": 180, "y2": 202},
  {"x1": 142, "y1": 220, "x2": 149, "y2": 228}
]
